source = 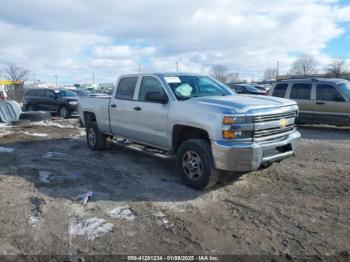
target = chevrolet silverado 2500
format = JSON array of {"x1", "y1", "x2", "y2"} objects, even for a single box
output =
[{"x1": 79, "y1": 73, "x2": 301, "y2": 189}]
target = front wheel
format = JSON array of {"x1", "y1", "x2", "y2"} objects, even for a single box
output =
[
  {"x1": 86, "y1": 122, "x2": 106, "y2": 150},
  {"x1": 59, "y1": 106, "x2": 70, "y2": 118},
  {"x1": 176, "y1": 139, "x2": 220, "y2": 190}
]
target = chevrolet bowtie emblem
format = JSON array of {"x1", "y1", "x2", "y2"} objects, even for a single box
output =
[{"x1": 279, "y1": 118, "x2": 288, "y2": 128}]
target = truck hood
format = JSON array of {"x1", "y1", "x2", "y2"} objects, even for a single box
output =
[{"x1": 189, "y1": 95, "x2": 297, "y2": 114}]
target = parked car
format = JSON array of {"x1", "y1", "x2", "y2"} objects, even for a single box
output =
[
  {"x1": 23, "y1": 88, "x2": 79, "y2": 118},
  {"x1": 268, "y1": 78, "x2": 350, "y2": 125},
  {"x1": 253, "y1": 84, "x2": 270, "y2": 94},
  {"x1": 231, "y1": 84, "x2": 267, "y2": 95},
  {"x1": 79, "y1": 73, "x2": 300, "y2": 189},
  {"x1": 75, "y1": 88, "x2": 91, "y2": 97}
]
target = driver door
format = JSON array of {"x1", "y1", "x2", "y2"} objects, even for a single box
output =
[{"x1": 130, "y1": 76, "x2": 170, "y2": 149}]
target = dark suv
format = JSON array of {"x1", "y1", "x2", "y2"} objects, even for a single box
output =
[{"x1": 24, "y1": 89, "x2": 78, "y2": 118}]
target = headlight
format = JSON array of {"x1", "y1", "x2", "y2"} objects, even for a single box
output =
[
  {"x1": 222, "y1": 115, "x2": 253, "y2": 139},
  {"x1": 69, "y1": 101, "x2": 78, "y2": 105},
  {"x1": 223, "y1": 116, "x2": 253, "y2": 124}
]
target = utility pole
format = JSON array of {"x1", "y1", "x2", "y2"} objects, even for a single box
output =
[
  {"x1": 276, "y1": 60, "x2": 280, "y2": 80},
  {"x1": 176, "y1": 61, "x2": 179, "y2": 72},
  {"x1": 33, "y1": 72, "x2": 36, "y2": 88},
  {"x1": 138, "y1": 64, "x2": 141, "y2": 73},
  {"x1": 54, "y1": 75, "x2": 58, "y2": 88},
  {"x1": 92, "y1": 68, "x2": 95, "y2": 85}
]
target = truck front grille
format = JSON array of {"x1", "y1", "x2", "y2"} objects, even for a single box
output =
[{"x1": 253, "y1": 111, "x2": 297, "y2": 139}]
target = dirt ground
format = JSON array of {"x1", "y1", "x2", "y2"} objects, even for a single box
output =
[{"x1": 0, "y1": 118, "x2": 349, "y2": 260}]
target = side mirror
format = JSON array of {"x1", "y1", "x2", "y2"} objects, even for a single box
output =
[
  {"x1": 145, "y1": 91, "x2": 168, "y2": 104},
  {"x1": 49, "y1": 94, "x2": 57, "y2": 99}
]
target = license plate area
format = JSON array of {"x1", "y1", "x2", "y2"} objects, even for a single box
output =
[{"x1": 263, "y1": 143, "x2": 292, "y2": 157}]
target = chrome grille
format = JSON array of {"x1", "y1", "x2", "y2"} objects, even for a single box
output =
[
  {"x1": 253, "y1": 111, "x2": 296, "y2": 139},
  {"x1": 254, "y1": 111, "x2": 296, "y2": 123}
]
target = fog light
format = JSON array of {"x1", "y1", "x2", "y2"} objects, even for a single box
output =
[{"x1": 222, "y1": 130, "x2": 236, "y2": 139}]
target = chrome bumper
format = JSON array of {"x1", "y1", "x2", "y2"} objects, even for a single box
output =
[{"x1": 212, "y1": 130, "x2": 301, "y2": 172}]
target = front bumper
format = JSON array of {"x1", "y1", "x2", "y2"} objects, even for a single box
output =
[{"x1": 212, "y1": 130, "x2": 301, "y2": 172}]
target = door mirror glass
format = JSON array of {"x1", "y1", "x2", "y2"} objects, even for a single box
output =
[{"x1": 145, "y1": 91, "x2": 168, "y2": 104}]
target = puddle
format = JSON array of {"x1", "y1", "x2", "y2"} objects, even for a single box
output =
[
  {"x1": 38, "y1": 170, "x2": 51, "y2": 183},
  {"x1": 42, "y1": 152, "x2": 65, "y2": 159},
  {"x1": 0, "y1": 147, "x2": 15, "y2": 153}
]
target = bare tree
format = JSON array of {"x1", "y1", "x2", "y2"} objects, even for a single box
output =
[
  {"x1": 226, "y1": 72, "x2": 240, "y2": 83},
  {"x1": 263, "y1": 68, "x2": 277, "y2": 80},
  {"x1": 3, "y1": 63, "x2": 30, "y2": 81},
  {"x1": 326, "y1": 57, "x2": 347, "y2": 78},
  {"x1": 211, "y1": 64, "x2": 229, "y2": 82},
  {"x1": 290, "y1": 53, "x2": 318, "y2": 77}
]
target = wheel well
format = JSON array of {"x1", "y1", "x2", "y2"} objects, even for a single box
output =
[
  {"x1": 172, "y1": 125, "x2": 210, "y2": 152},
  {"x1": 83, "y1": 112, "x2": 96, "y2": 125}
]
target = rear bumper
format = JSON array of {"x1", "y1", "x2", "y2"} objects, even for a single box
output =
[{"x1": 212, "y1": 130, "x2": 301, "y2": 172}]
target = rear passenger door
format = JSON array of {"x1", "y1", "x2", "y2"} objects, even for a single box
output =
[
  {"x1": 315, "y1": 84, "x2": 348, "y2": 124},
  {"x1": 109, "y1": 76, "x2": 140, "y2": 139},
  {"x1": 288, "y1": 83, "x2": 314, "y2": 121}
]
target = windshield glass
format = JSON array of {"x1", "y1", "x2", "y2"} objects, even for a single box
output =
[
  {"x1": 338, "y1": 80, "x2": 350, "y2": 99},
  {"x1": 164, "y1": 75, "x2": 233, "y2": 100},
  {"x1": 55, "y1": 90, "x2": 76, "y2": 97},
  {"x1": 245, "y1": 85, "x2": 260, "y2": 92}
]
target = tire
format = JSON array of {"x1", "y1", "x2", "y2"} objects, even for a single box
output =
[
  {"x1": 86, "y1": 121, "x2": 106, "y2": 150},
  {"x1": 59, "y1": 106, "x2": 70, "y2": 119},
  {"x1": 176, "y1": 139, "x2": 220, "y2": 189},
  {"x1": 19, "y1": 111, "x2": 51, "y2": 122}
]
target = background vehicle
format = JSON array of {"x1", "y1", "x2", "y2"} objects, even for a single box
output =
[
  {"x1": 24, "y1": 88, "x2": 78, "y2": 118},
  {"x1": 231, "y1": 84, "x2": 267, "y2": 95},
  {"x1": 79, "y1": 73, "x2": 300, "y2": 189},
  {"x1": 268, "y1": 78, "x2": 350, "y2": 125}
]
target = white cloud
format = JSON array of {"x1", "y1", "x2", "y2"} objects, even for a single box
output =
[{"x1": 0, "y1": 0, "x2": 349, "y2": 82}]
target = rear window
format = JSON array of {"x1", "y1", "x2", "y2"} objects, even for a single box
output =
[
  {"x1": 272, "y1": 84, "x2": 288, "y2": 98},
  {"x1": 316, "y1": 84, "x2": 345, "y2": 102},
  {"x1": 290, "y1": 83, "x2": 312, "y2": 100},
  {"x1": 116, "y1": 77, "x2": 138, "y2": 100}
]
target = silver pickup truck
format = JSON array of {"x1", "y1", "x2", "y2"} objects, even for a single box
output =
[{"x1": 79, "y1": 73, "x2": 300, "y2": 189}]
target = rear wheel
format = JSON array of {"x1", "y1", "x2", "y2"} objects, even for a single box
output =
[
  {"x1": 86, "y1": 121, "x2": 106, "y2": 150},
  {"x1": 176, "y1": 139, "x2": 220, "y2": 189}
]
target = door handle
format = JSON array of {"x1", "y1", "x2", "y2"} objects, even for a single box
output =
[
  {"x1": 110, "y1": 104, "x2": 117, "y2": 108},
  {"x1": 134, "y1": 106, "x2": 142, "y2": 111},
  {"x1": 315, "y1": 101, "x2": 325, "y2": 105}
]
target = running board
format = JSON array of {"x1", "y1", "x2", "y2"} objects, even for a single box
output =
[{"x1": 111, "y1": 138, "x2": 174, "y2": 159}]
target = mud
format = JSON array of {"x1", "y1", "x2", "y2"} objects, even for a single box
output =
[{"x1": 0, "y1": 118, "x2": 349, "y2": 259}]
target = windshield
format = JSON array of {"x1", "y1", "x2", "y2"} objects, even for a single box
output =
[
  {"x1": 245, "y1": 85, "x2": 260, "y2": 92},
  {"x1": 338, "y1": 80, "x2": 350, "y2": 99},
  {"x1": 55, "y1": 90, "x2": 76, "y2": 97},
  {"x1": 164, "y1": 75, "x2": 233, "y2": 100}
]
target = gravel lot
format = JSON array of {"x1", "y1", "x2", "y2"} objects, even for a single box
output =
[{"x1": 0, "y1": 118, "x2": 349, "y2": 259}]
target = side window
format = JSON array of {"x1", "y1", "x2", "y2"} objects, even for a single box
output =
[
  {"x1": 37, "y1": 90, "x2": 46, "y2": 97},
  {"x1": 316, "y1": 84, "x2": 345, "y2": 102},
  {"x1": 139, "y1": 76, "x2": 166, "y2": 102},
  {"x1": 290, "y1": 83, "x2": 312, "y2": 100},
  {"x1": 46, "y1": 90, "x2": 55, "y2": 98},
  {"x1": 235, "y1": 86, "x2": 245, "y2": 93},
  {"x1": 116, "y1": 77, "x2": 138, "y2": 100},
  {"x1": 272, "y1": 84, "x2": 288, "y2": 98}
]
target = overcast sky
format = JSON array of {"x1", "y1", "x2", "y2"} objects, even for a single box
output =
[{"x1": 0, "y1": 0, "x2": 350, "y2": 84}]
